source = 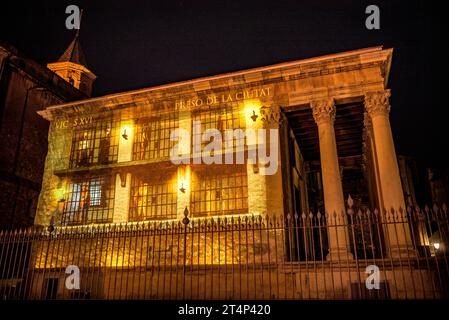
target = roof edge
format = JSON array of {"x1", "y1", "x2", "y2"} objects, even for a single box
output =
[{"x1": 41, "y1": 46, "x2": 388, "y2": 115}]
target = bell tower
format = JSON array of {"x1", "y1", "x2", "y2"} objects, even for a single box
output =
[{"x1": 47, "y1": 29, "x2": 96, "y2": 97}]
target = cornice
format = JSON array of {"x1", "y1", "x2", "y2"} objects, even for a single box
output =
[{"x1": 38, "y1": 46, "x2": 392, "y2": 120}]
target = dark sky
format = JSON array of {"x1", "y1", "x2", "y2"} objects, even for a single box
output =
[{"x1": 1, "y1": 0, "x2": 447, "y2": 166}]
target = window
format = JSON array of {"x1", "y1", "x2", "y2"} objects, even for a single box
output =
[
  {"x1": 133, "y1": 113, "x2": 178, "y2": 161},
  {"x1": 190, "y1": 165, "x2": 248, "y2": 217},
  {"x1": 69, "y1": 119, "x2": 119, "y2": 168},
  {"x1": 89, "y1": 180, "x2": 102, "y2": 206},
  {"x1": 129, "y1": 170, "x2": 178, "y2": 221},
  {"x1": 62, "y1": 176, "x2": 115, "y2": 225},
  {"x1": 192, "y1": 106, "x2": 245, "y2": 151}
]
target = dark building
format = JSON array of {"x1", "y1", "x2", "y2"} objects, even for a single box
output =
[{"x1": 0, "y1": 37, "x2": 94, "y2": 229}]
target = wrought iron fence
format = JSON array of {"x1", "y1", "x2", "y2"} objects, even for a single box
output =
[{"x1": 0, "y1": 203, "x2": 448, "y2": 300}]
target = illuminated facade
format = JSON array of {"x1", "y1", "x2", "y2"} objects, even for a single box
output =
[
  {"x1": 36, "y1": 46, "x2": 417, "y2": 259},
  {"x1": 1, "y1": 46, "x2": 445, "y2": 300}
]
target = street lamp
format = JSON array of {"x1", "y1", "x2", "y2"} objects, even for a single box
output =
[{"x1": 429, "y1": 230, "x2": 442, "y2": 256}]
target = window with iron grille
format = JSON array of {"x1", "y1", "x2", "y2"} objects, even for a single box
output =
[
  {"x1": 69, "y1": 119, "x2": 119, "y2": 168},
  {"x1": 62, "y1": 175, "x2": 115, "y2": 225},
  {"x1": 190, "y1": 165, "x2": 248, "y2": 217},
  {"x1": 192, "y1": 106, "x2": 245, "y2": 151},
  {"x1": 132, "y1": 113, "x2": 179, "y2": 161},
  {"x1": 129, "y1": 170, "x2": 178, "y2": 221}
]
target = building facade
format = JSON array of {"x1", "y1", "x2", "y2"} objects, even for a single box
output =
[
  {"x1": 1, "y1": 46, "x2": 443, "y2": 300},
  {"x1": 36, "y1": 47, "x2": 417, "y2": 257}
]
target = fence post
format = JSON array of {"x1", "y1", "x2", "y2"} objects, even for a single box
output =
[{"x1": 182, "y1": 207, "x2": 190, "y2": 299}]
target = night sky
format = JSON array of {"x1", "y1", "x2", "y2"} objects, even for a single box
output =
[{"x1": 1, "y1": 0, "x2": 447, "y2": 166}]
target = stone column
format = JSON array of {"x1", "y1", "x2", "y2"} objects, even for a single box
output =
[
  {"x1": 311, "y1": 98, "x2": 352, "y2": 261},
  {"x1": 363, "y1": 113, "x2": 383, "y2": 209},
  {"x1": 364, "y1": 90, "x2": 415, "y2": 257}
]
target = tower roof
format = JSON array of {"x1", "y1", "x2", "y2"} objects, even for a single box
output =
[{"x1": 57, "y1": 32, "x2": 88, "y2": 67}]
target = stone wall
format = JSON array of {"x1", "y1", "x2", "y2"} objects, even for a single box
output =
[
  {"x1": 28, "y1": 265, "x2": 440, "y2": 300},
  {"x1": 0, "y1": 44, "x2": 85, "y2": 229},
  {"x1": 32, "y1": 223, "x2": 284, "y2": 269}
]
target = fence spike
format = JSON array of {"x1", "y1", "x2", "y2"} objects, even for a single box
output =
[
  {"x1": 347, "y1": 194, "x2": 354, "y2": 208},
  {"x1": 0, "y1": 204, "x2": 440, "y2": 300},
  {"x1": 433, "y1": 203, "x2": 439, "y2": 213},
  {"x1": 308, "y1": 211, "x2": 313, "y2": 220},
  {"x1": 333, "y1": 210, "x2": 338, "y2": 218},
  {"x1": 268, "y1": 215, "x2": 273, "y2": 227}
]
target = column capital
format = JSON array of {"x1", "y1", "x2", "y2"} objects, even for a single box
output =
[
  {"x1": 310, "y1": 98, "x2": 336, "y2": 125},
  {"x1": 364, "y1": 90, "x2": 391, "y2": 118}
]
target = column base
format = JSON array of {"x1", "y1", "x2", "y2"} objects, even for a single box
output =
[{"x1": 326, "y1": 248, "x2": 353, "y2": 261}]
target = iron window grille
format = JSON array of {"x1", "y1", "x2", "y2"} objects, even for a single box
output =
[
  {"x1": 129, "y1": 170, "x2": 178, "y2": 221},
  {"x1": 62, "y1": 175, "x2": 115, "y2": 225},
  {"x1": 69, "y1": 119, "x2": 119, "y2": 168},
  {"x1": 190, "y1": 164, "x2": 248, "y2": 217},
  {"x1": 192, "y1": 106, "x2": 245, "y2": 152},
  {"x1": 132, "y1": 113, "x2": 179, "y2": 161}
]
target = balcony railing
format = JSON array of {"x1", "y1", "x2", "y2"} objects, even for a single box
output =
[{"x1": 0, "y1": 203, "x2": 448, "y2": 300}]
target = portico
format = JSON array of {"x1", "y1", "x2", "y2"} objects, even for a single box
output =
[{"x1": 282, "y1": 88, "x2": 415, "y2": 259}]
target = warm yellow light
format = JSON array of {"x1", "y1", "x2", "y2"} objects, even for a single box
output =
[
  {"x1": 178, "y1": 133, "x2": 190, "y2": 156},
  {"x1": 243, "y1": 99, "x2": 261, "y2": 124},
  {"x1": 177, "y1": 165, "x2": 191, "y2": 193},
  {"x1": 433, "y1": 242, "x2": 440, "y2": 250},
  {"x1": 120, "y1": 124, "x2": 133, "y2": 140},
  {"x1": 54, "y1": 186, "x2": 65, "y2": 201}
]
